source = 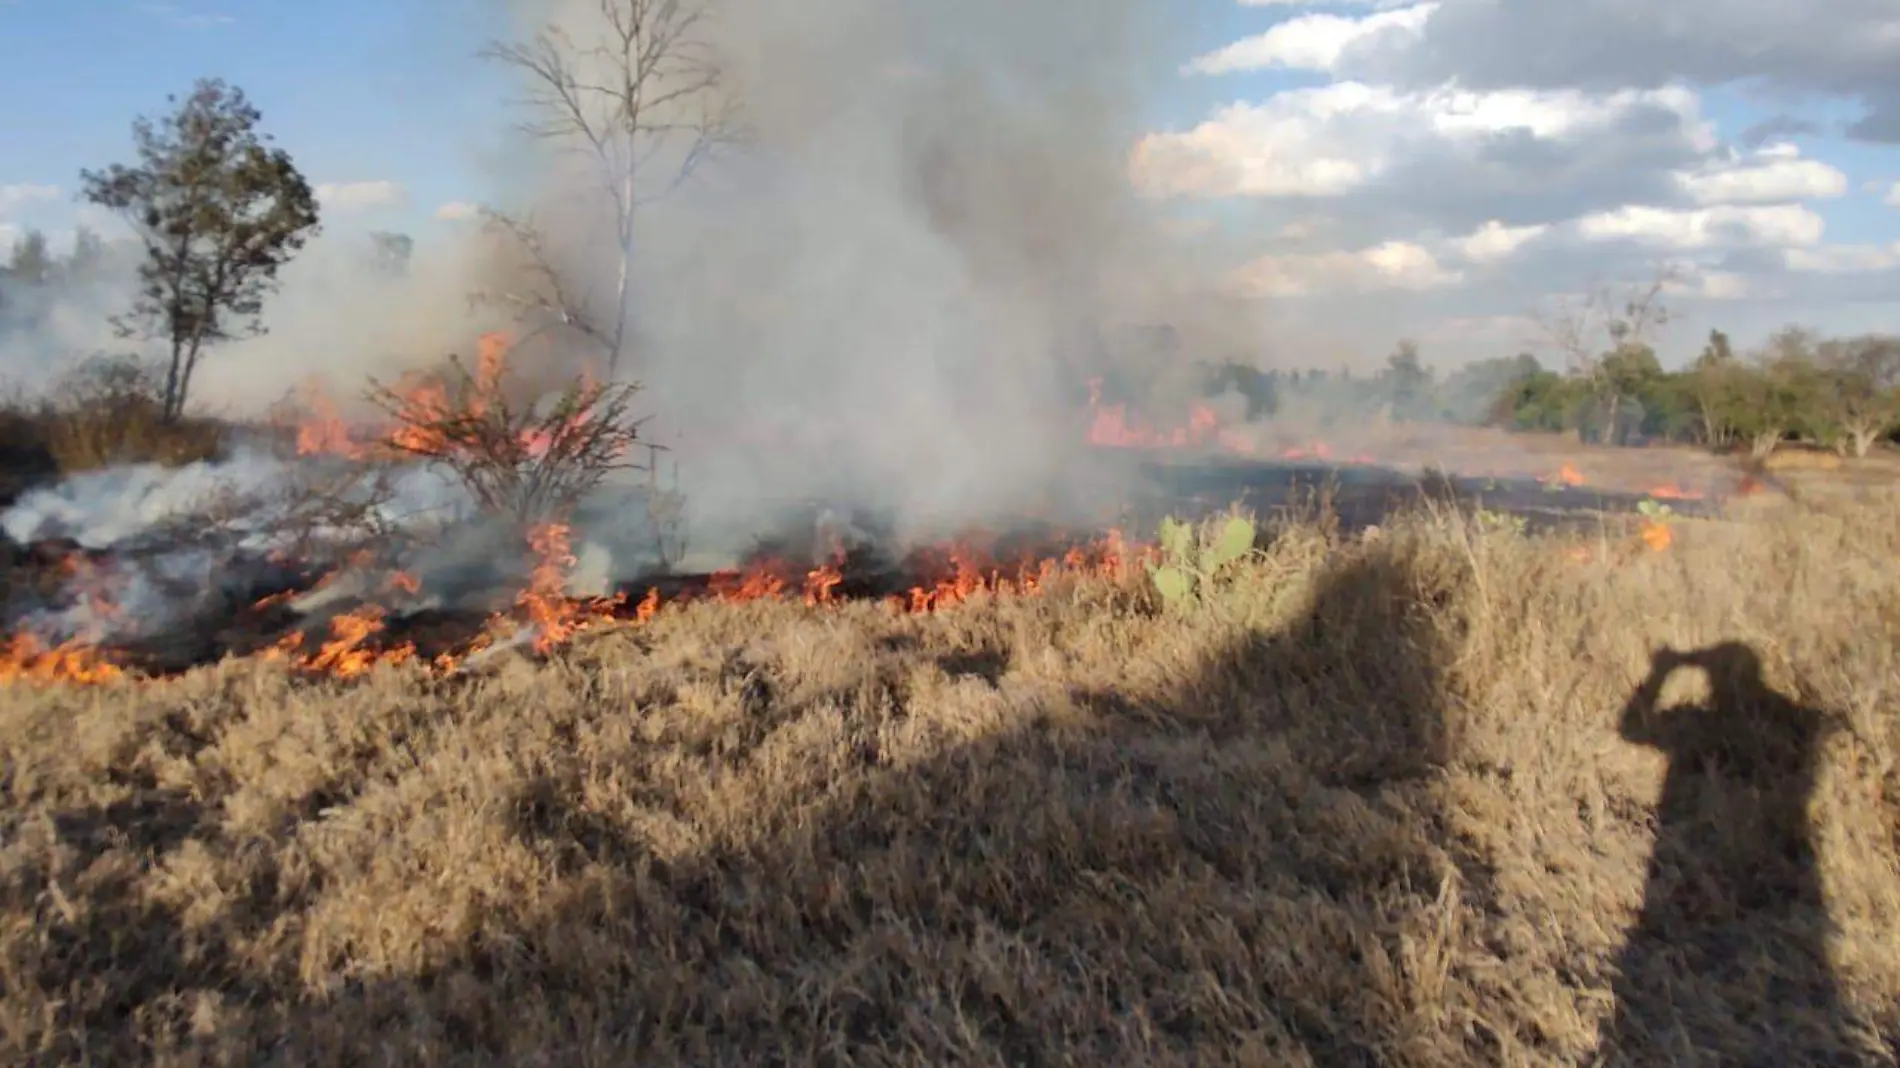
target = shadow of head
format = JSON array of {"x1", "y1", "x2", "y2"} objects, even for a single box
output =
[{"x1": 1619, "y1": 641, "x2": 1833, "y2": 776}]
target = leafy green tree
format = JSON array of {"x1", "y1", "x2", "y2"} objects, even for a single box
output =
[
  {"x1": 6, "y1": 229, "x2": 53, "y2": 286},
  {"x1": 80, "y1": 78, "x2": 321, "y2": 421},
  {"x1": 1689, "y1": 329, "x2": 1738, "y2": 447},
  {"x1": 67, "y1": 226, "x2": 106, "y2": 283},
  {"x1": 368, "y1": 230, "x2": 414, "y2": 277},
  {"x1": 1594, "y1": 343, "x2": 1667, "y2": 444},
  {"x1": 1497, "y1": 369, "x2": 1584, "y2": 433},
  {"x1": 1445, "y1": 353, "x2": 1541, "y2": 425},
  {"x1": 1719, "y1": 352, "x2": 1826, "y2": 459},
  {"x1": 1379, "y1": 339, "x2": 1433, "y2": 421},
  {"x1": 1813, "y1": 334, "x2": 1900, "y2": 457}
]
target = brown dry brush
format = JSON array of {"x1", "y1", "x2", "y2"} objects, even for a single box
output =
[
  {"x1": 2, "y1": 494, "x2": 1899, "y2": 1066},
  {"x1": 366, "y1": 354, "x2": 650, "y2": 528}
]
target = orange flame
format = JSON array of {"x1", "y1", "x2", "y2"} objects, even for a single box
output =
[
  {"x1": 1085, "y1": 379, "x2": 1254, "y2": 454},
  {"x1": 1541, "y1": 463, "x2": 1585, "y2": 487},
  {"x1": 271, "y1": 607, "x2": 415, "y2": 680},
  {"x1": 511, "y1": 522, "x2": 625, "y2": 653},
  {"x1": 10, "y1": 522, "x2": 1157, "y2": 687},
  {"x1": 0, "y1": 634, "x2": 125, "y2": 685}
]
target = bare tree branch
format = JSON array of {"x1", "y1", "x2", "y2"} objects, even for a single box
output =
[{"x1": 476, "y1": 0, "x2": 738, "y2": 377}]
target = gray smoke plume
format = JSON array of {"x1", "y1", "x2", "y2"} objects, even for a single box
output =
[
  {"x1": 490, "y1": 0, "x2": 1259, "y2": 560},
  {"x1": 2, "y1": 0, "x2": 1269, "y2": 628}
]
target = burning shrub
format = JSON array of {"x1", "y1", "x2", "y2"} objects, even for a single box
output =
[{"x1": 366, "y1": 348, "x2": 649, "y2": 528}]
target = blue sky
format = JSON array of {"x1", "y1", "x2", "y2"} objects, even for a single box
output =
[
  {"x1": 6, "y1": 0, "x2": 1892, "y2": 241},
  {"x1": 0, "y1": 0, "x2": 513, "y2": 232},
  {"x1": 3, "y1": 0, "x2": 1897, "y2": 361}
]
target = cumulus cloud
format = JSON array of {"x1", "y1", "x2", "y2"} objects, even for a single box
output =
[
  {"x1": 434, "y1": 201, "x2": 480, "y2": 221},
  {"x1": 0, "y1": 183, "x2": 59, "y2": 216},
  {"x1": 1451, "y1": 220, "x2": 1547, "y2": 264},
  {"x1": 314, "y1": 180, "x2": 409, "y2": 211},
  {"x1": 1575, "y1": 204, "x2": 1826, "y2": 250},
  {"x1": 1136, "y1": 0, "x2": 1900, "y2": 359},
  {"x1": 1783, "y1": 243, "x2": 1900, "y2": 274},
  {"x1": 1245, "y1": 0, "x2": 1900, "y2": 145},
  {"x1": 1673, "y1": 144, "x2": 1847, "y2": 206},
  {"x1": 1132, "y1": 81, "x2": 1719, "y2": 236},
  {"x1": 1230, "y1": 240, "x2": 1462, "y2": 296},
  {"x1": 1185, "y1": 3, "x2": 1434, "y2": 75}
]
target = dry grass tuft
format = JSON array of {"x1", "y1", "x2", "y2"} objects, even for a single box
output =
[
  {"x1": 3, "y1": 496, "x2": 1899, "y2": 1065},
  {"x1": 0, "y1": 360, "x2": 228, "y2": 504}
]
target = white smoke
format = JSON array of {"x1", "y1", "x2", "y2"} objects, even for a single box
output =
[
  {"x1": 487, "y1": 0, "x2": 1253, "y2": 559},
  {"x1": 3, "y1": 0, "x2": 1268, "y2": 642}
]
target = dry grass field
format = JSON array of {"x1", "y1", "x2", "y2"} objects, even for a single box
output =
[{"x1": 3, "y1": 475, "x2": 1899, "y2": 1067}]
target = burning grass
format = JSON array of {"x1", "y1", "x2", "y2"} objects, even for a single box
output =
[{"x1": 3, "y1": 493, "x2": 1899, "y2": 1066}]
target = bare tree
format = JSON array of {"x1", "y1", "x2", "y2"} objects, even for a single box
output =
[
  {"x1": 479, "y1": 0, "x2": 736, "y2": 377},
  {"x1": 1533, "y1": 267, "x2": 1675, "y2": 440}
]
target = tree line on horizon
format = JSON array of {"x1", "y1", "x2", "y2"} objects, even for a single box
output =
[{"x1": 1190, "y1": 325, "x2": 1900, "y2": 460}]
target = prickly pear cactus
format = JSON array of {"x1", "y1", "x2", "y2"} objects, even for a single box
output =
[{"x1": 1146, "y1": 514, "x2": 1258, "y2": 609}]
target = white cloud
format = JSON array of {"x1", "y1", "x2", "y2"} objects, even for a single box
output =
[
  {"x1": 1672, "y1": 146, "x2": 1846, "y2": 206},
  {"x1": 1143, "y1": 0, "x2": 1900, "y2": 356},
  {"x1": 1783, "y1": 243, "x2": 1900, "y2": 274},
  {"x1": 1451, "y1": 220, "x2": 1547, "y2": 264},
  {"x1": 0, "y1": 183, "x2": 59, "y2": 216},
  {"x1": 1662, "y1": 264, "x2": 1774, "y2": 301},
  {"x1": 1574, "y1": 204, "x2": 1826, "y2": 250},
  {"x1": 314, "y1": 180, "x2": 409, "y2": 211},
  {"x1": 1230, "y1": 240, "x2": 1462, "y2": 296},
  {"x1": 1186, "y1": 4, "x2": 1435, "y2": 76},
  {"x1": 1247, "y1": 0, "x2": 1900, "y2": 144},
  {"x1": 1132, "y1": 81, "x2": 1713, "y2": 202},
  {"x1": 433, "y1": 200, "x2": 480, "y2": 221}
]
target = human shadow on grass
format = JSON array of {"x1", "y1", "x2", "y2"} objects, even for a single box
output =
[
  {"x1": 232, "y1": 543, "x2": 1505, "y2": 1067},
  {"x1": 1598, "y1": 643, "x2": 1883, "y2": 1068}
]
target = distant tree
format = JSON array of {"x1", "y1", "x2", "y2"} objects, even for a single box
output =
[
  {"x1": 368, "y1": 230, "x2": 414, "y2": 277},
  {"x1": 1379, "y1": 339, "x2": 1432, "y2": 421},
  {"x1": 1595, "y1": 343, "x2": 1666, "y2": 444},
  {"x1": 7, "y1": 229, "x2": 53, "y2": 286},
  {"x1": 1813, "y1": 333, "x2": 1900, "y2": 457},
  {"x1": 1495, "y1": 368, "x2": 1583, "y2": 433},
  {"x1": 1718, "y1": 350, "x2": 1826, "y2": 459},
  {"x1": 66, "y1": 226, "x2": 106, "y2": 283},
  {"x1": 1686, "y1": 334, "x2": 1738, "y2": 448},
  {"x1": 1452, "y1": 353, "x2": 1544, "y2": 426},
  {"x1": 79, "y1": 78, "x2": 321, "y2": 421},
  {"x1": 1533, "y1": 270, "x2": 1674, "y2": 441},
  {"x1": 1201, "y1": 359, "x2": 1277, "y2": 420}
]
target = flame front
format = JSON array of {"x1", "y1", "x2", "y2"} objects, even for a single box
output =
[
  {"x1": 0, "y1": 634, "x2": 125, "y2": 685},
  {"x1": 1086, "y1": 379, "x2": 1254, "y2": 454}
]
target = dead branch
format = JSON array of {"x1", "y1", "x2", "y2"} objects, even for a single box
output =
[
  {"x1": 477, "y1": 0, "x2": 740, "y2": 376},
  {"x1": 366, "y1": 355, "x2": 650, "y2": 528}
]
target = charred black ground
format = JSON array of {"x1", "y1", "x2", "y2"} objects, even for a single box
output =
[{"x1": 0, "y1": 450, "x2": 1717, "y2": 679}]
